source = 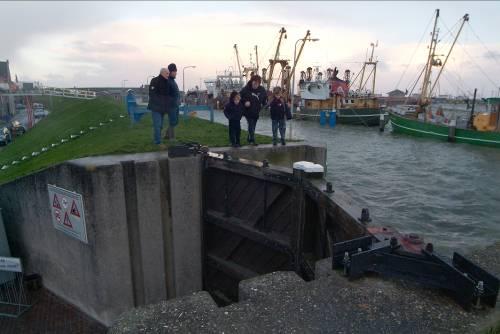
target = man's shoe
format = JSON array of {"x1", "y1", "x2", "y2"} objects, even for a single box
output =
[
  {"x1": 281, "y1": 141, "x2": 286, "y2": 146},
  {"x1": 273, "y1": 142, "x2": 277, "y2": 146}
]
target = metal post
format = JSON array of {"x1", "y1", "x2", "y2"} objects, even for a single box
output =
[
  {"x1": 468, "y1": 88, "x2": 477, "y2": 128},
  {"x1": 289, "y1": 37, "x2": 319, "y2": 140},
  {"x1": 290, "y1": 39, "x2": 300, "y2": 141},
  {"x1": 182, "y1": 65, "x2": 196, "y2": 104}
]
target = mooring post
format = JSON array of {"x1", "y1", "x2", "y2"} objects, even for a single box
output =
[
  {"x1": 379, "y1": 113, "x2": 385, "y2": 132},
  {"x1": 448, "y1": 119, "x2": 456, "y2": 142}
]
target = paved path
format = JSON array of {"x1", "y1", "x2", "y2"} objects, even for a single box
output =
[{"x1": 0, "y1": 288, "x2": 106, "y2": 334}]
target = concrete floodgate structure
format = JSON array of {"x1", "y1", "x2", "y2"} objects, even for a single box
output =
[
  {"x1": 0, "y1": 143, "x2": 328, "y2": 327},
  {"x1": 1, "y1": 142, "x2": 499, "y2": 332}
]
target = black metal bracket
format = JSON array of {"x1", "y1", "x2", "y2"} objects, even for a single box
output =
[{"x1": 332, "y1": 236, "x2": 499, "y2": 311}]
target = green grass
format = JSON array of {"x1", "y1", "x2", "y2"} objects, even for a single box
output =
[{"x1": 0, "y1": 96, "x2": 271, "y2": 184}]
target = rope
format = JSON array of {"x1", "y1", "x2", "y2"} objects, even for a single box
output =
[
  {"x1": 440, "y1": 19, "x2": 499, "y2": 90},
  {"x1": 467, "y1": 22, "x2": 500, "y2": 67},
  {"x1": 395, "y1": 11, "x2": 435, "y2": 90}
]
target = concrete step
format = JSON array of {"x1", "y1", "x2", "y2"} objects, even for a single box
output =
[{"x1": 110, "y1": 242, "x2": 500, "y2": 333}]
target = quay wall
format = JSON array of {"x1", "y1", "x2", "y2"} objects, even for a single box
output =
[{"x1": 0, "y1": 144, "x2": 324, "y2": 326}]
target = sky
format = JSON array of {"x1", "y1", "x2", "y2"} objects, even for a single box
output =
[{"x1": 1, "y1": 1, "x2": 499, "y2": 97}]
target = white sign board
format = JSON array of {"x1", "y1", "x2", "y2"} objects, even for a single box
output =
[
  {"x1": 47, "y1": 184, "x2": 88, "y2": 244},
  {"x1": 0, "y1": 256, "x2": 22, "y2": 272}
]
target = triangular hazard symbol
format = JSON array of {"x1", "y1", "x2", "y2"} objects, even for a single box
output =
[
  {"x1": 63, "y1": 212, "x2": 73, "y2": 228},
  {"x1": 70, "y1": 200, "x2": 81, "y2": 217},
  {"x1": 53, "y1": 194, "x2": 61, "y2": 209}
]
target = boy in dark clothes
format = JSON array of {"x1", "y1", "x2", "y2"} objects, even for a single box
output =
[
  {"x1": 269, "y1": 87, "x2": 290, "y2": 145},
  {"x1": 223, "y1": 91, "x2": 243, "y2": 147}
]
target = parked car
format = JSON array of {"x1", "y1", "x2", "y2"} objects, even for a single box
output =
[
  {"x1": 10, "y1": 121, "x2": 26, "y2": 136},
  {"x1": 0, "y1": 127, "x2": 12, "y2": 145},
  {"x1": 16, "y1": 103, "x2": 25, "y2": 110},
  {"x1": 34, "y1": 109, "x2": 47, "y2": 118}
]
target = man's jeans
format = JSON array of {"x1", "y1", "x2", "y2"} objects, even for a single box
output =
[
  {"x1": 272, "y1": 119, "x2": 286, "y2": 144},
  {"x1": 152, "y1": 111, "x2": 164, "y2": 145},
  {"x1": 152, "y1": 109, "x2": 179, "y2": 144},
  {"x1": 246, "y1": 118, "x2": 258, "y2": 143}
]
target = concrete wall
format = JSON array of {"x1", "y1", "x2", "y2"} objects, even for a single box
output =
[{"x1": 0, "y1": 144, "x2": 322, "y2": 326}]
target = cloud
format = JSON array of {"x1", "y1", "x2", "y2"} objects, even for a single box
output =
[
  {"x1": 163, "y1": 44, "x2": 181, "y2": 49},
  {"x1": 484, "y1": 50, "x2": 500, "y2": 60},
  {"x1": 240, "y1": 21, "x2": 289, "y2": 28},
  {"x1": 69, "y1": 41, "x2": 140, "y2": 54}
]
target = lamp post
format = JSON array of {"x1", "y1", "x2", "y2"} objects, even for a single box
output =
[
  {"x1": 121, "y1": 79, "x2": 128, "y2": 88},
  {"x1": 182, "y1": 65, "x2": 196, "y2": 103},
  {"x1": 289, "y1": 37, "x2": 319, "y2": 140}
]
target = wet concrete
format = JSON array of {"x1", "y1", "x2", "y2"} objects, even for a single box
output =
[{"x1": 110, "y1": 242, "x2": 500, "y2": 333}]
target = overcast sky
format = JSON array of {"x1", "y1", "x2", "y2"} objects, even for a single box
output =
[{"x1": 1, "y1": 1, "x2": 499, "y2": 96}]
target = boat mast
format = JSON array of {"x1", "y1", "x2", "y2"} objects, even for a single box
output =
[
  {"x1": 419, "y1": 9, "x2": 440, "y2": 107},
  {"x1": 430, "y1": 13, "x2": 469, "y2": 95},
  {"x1": 233, "y1": 44, "x2": 243, "y2": 84},
  {"x1": 358, "y1": 50, "x2": 367, "y2": 92},
  {"x1": 255, "y1": 45, "x2": 259, "y2": 72},
  {"x1": 266, "y1": 27, "x2": 287, "y2": 91}
]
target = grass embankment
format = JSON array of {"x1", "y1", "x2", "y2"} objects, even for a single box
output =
[{"x1": 0, "y1": 96, "x2": 271, "y2": 184}]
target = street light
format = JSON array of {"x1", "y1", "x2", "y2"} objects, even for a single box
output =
[
  {"x1": 121, "y1": 79, "x2": 128, "y2": 88},
  {"x1": 182, "y1": 65, "x2": 196, "y2": 103},
  {"x1": 289, "y1": 37, "x2": 319, "y2": 140}
]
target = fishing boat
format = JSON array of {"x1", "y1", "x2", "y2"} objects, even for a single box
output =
[
  {"x1": 296, "y1": 43, "x2": 385, "y2": 126},
  {"x1": 388, "y1": 9, "x2": 500, "y2": 148}
]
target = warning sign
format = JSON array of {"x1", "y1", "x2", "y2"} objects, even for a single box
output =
[
  {"x1": 63, "y1": 212, "x2": 73, "y2": 228},
  {"x1": 47, "y1": 184, "x2": 88, "y2": 244},
  {"x1": 70, "y1": 201, "x2": 80, "y2": 217},
  {"x1": 53, "y1": 194, "x2": 61, "y2": 209}
]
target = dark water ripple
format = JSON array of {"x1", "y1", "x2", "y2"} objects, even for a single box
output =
[{"x1": 200, "y1": 110, "x2": 500, "y2": 255}]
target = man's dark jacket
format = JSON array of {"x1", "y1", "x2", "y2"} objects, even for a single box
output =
[
  {"x1": 148, "y1": 75, "x2": 180, "y2": 114},
  {"x1": 148, "y1": 75, "x2": 169, "y2": 114},
  {"x1": 239, "y1": 81, "x2": 268, "y2": 120}
]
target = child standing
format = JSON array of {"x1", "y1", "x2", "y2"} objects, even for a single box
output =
[
  {"x1": 269, "y1": 87, "x2": 290, "y2": 145},
  {"x1": 223, "y1": 91, "x2": 243, "y2": 147}
]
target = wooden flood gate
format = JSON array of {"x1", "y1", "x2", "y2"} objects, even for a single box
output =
[{"x1": 202, "y1": 153, "x2": 367, "y2": 305}]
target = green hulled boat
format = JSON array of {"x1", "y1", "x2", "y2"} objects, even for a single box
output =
[
  {"x1": 388, "y1": 9, "x2": 500, "y2": 148},
  {"x1": 390, "y1": 108, "x2": 500, "y2": 148}
]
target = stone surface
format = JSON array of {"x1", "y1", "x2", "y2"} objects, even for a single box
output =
[{"x1": 110, "y1": 242, "x2": 500, "y2": 333}]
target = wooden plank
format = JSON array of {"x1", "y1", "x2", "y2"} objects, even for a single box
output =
[
  {"x1": 206, "y1": 253, "x2": 258, "y2": 281},
  {"x1": 205, "y1": 158, "x2": 298, "y2": 187},
  {"x1": 205, "y1": 210, "x2": 292, "y2": 255},
  {"x1": 290, "y1": 170, "x2": 306, "y2": 273}
]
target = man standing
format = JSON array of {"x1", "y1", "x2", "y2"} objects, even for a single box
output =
[
  {"x1": 148, "y1": 68, "x2": 170, "y2": 145},
  {"x1": 240, "y1": 75, "x2": 267, "y2": 145},
  {"x1": 165, "y1": 63, "x2": 180, "y2": 140}
]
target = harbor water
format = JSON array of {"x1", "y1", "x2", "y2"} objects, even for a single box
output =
[{"x1": 196, "y1": 109, "x2": 500, "y2": 255}]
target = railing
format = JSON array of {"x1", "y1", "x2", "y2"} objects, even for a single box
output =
[{"x1": 40, "y1": 87, "x2": 96, "y2": 99}]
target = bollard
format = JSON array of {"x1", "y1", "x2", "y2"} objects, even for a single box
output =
[
  {"x1": 359, "y1": 208, "x2": 371, "y2": 223},
  {"x1": 325, "y1": 182, "x2": 334, "y2": 193},
  {"x1": 448, "y1": 119, "x2": 456, "y2": 142},
  {"x1": 379, "y1": 113, "x2": 385, "y2": 132},
  {"x1": 329, "y1": 109, "x2": 337, "y2": 127},
  {"x1": 319, "y1": 110, "x2": 326, "y2": 126}
]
